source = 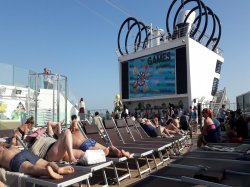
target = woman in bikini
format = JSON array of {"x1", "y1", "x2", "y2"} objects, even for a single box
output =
[
  {"x1": 11, "y1": 116, "x2": 34, "y2": 146},
  {"x1": 197, "y1": 108, "x2": 219, "y2": 147}
]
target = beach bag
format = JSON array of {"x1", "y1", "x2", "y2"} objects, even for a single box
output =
[{"x1": 78, "y1": 149, "x2": 106, "y2": 165}]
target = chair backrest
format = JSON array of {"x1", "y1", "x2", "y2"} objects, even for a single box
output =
[
  {"x1": 125, "y1": 119, "x2": 144, "y2": 141},
  {"x1": 135, "y1": 122, "x2": 152, "y2": 139},
  {"x1": 103, "y1": 119, "x2": 116, "y2": 129},
  {"x1": 81, "y1": 123, "x2": 108, "y2": 146},
  {"x1": 103, "y1": 119, "x2": 125, "y2": 145},
  {"x1": 125, "y1": 118, "x2": 137, "y2": 127},
  {"x1": 114, "y1": 119, "x2": 135, "y2": 143},
  {"x1": 0, "y1": 129, "x2": 14, "y2": 138}
]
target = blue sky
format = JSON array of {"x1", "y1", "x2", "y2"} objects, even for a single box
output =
[{"x1": 0, "y1": 0, "x2": 249, "y2": 111}]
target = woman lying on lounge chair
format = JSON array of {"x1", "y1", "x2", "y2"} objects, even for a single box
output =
[
  {"x1": 164, "y1": 118, "x2": 185, "y2": 135},
  {"x1": 0, "y1": 143, "x2": 74, "y2": 180},
  {"x1": 138, "y1": 117, "x2": 176, "y2": 138},
  {"x1": 70, "y1": 115, "x2": 133, "y2": 158}
]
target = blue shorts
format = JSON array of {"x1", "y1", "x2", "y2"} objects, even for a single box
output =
[
  {"x1": 10, "y1": 150, "x2": 40, "y2": 172},
  {"x1": 79, "y1": 138, "x2": 97, "y2": 151}
]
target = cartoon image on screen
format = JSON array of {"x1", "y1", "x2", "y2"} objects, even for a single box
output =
[
  {"x1": 132, "y1": 64, "x2": 149, "y2": 93},
  {"x1": 129, "y1": 49, "x2": 176, "y2": 98}
]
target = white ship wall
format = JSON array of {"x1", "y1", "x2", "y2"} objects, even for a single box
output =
[
  {"x1": 187, "y1": 38, "x2": 224, "y2": 103},
  {"x1": 0, "y1": 85, "x2": 76, "y2": 124}
]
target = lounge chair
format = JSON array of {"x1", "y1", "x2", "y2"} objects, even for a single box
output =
[
  {"x1": 170, "y1": 157, "x2": 250, "y2": 186},
  {"x1": 78, "y1": 121, "x2": 131, "y2": 185},
  {"x1": 183, "y1": 150, "x2": 245, "y2": 160},
  {"x1": 0, "y1": 129, "x2": 92, "y2": 187},
  {"x1": 128, "y1": 170, "x2": 231, "y2": 187},
  {"x1": 23, "y1": 169, "x2": 92, "y2": 187},
  {"x1": 130, "y1": 119, "x2": 184, "y2": 155},
  {"x1": 1, "y1": 128, "x2": 114, "y2": 187},
  {"x1": 103, "y1": 119, "x2": 156, "y2": 177},
  {"x1": 116, "y1": 118, "x2": 173, "y2": 166}
]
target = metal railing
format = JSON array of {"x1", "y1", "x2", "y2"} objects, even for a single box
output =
[{"x1": 0, "y1": 63, "x2": 79, "y2": 123}]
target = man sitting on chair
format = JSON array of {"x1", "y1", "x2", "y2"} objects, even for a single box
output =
[
  {"x1": 70, "y1": 115, "x2": 133, "y2": 158},
  {"x1": 0, "y1": 143, "x2": 74, "y2": 180}
]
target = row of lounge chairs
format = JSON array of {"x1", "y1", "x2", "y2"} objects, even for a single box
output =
[
  {"x1": 0, "y1": 117, "x2": 189, "y2": 186},
  {"x1": 128, "y1": 135, "x2": 250, "y2": 186}
]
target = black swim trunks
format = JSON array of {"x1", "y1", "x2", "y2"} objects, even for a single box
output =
[{"x1": 9, "y1": 150, "x2": 40, "y2": 172}]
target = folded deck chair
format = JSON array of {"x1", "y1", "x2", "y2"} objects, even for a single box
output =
[
  {"x1": 170, "y1": 157, "x2": 250, "y2": 186},
  {"x1": 79, "y1": 121, "x2": 131, "y2": 185},
  {"x1": 203, "y1": 143, "x2": 250, "y2": 154},
  {"x1": 183, "y1": 150, "x2": 245, "y2": 160},
  {"x1": 103, "y1": 119, "x2": 156, "y2": 177},
  {"x1": 143, "y1": 164, "x2": 233, "y2": 187},
  {"x1": 127, "y1": 175, "x2": 231, "y2": 187},
  {"x1": 116, "y1": 118, "x2": 173, "y2": 166}
]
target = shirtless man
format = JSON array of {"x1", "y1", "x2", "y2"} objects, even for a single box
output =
[
  {"x1": 27, "y1": 129, "x2": 85, "y2": 163},
  {"x1": 46, "y1": 120, "x2": 64, "y2": 138},
  {"x1": 12, "y1": 117, "x2": 84, "y2": 163},
  {"x1": 0, "y1": 144, "x2": 74, "y2": 180},
  {"x1": 70, "y1": 115, "x2": 132, "y2": 158}
]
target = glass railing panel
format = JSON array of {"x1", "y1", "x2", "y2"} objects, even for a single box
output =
[
  {"x1": 13, "y1": 66, "x2": 29, "y2": 87},
  {"x1": 0, "y1": 63, "x2": 13, "y2": 85}
]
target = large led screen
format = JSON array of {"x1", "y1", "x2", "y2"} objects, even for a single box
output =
[{"x1": 128, "y1": 49, "x2": 176, "y2": 98}]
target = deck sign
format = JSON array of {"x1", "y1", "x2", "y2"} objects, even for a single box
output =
[{"x1": 128, "y1": 49, "x2": 176, "y2": 98}]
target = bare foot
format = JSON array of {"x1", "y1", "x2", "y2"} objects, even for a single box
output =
[
  {"x1": 58, "y1": 166, "x2": 74, "y2": 174},
  {"x1": 121, "y1": 149, "x2": 134, "y2": 158},
  {"x1": 47, "y1": 165, "x2": 63, "y2": 180}
]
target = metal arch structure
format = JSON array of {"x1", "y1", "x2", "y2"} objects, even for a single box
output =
[
  {"x1": 117, "y1": 0, "x2": 222, "y2": 56},
  {"x1": 211, "y1": 13, "x2": 222, "y2": 51},
  {"x1": 166, "y1": 0, "x2": 222, "y2": 50},
  {"x1": 191, "y1": 6, "x2": 221, "y2": 50},
  {"x1": 117, "y1": 17, "x2": 151, "y2": 56},
  {"x1": 172, "y1": 0, "x2": 203, "y2": 41},
  {"x1": 125, "y1": 21, "x2": 149, "y2": 53},
  {"x1": 182, "y1": 1, "x2": 208, "y2": 42},
  {"x1": 191, "y1": 6, "x2": 216, "y2": 47},
  {"x1": 134, "y1": 22, "x2": 150, "y2": 50},
  {"x1": 166, "y1": 0, "x2": 202, "y2": 39},
  {"x1": 117, "y1": 17, "x2": 141, "y2": 56}
]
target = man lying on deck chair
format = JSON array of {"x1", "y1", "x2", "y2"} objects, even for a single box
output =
[
  {"x1": 70, "y1": 115, "x2": 133, "y2": 158},
  {"x1": 0, "y1": 143, "x2": 74, "y2": 180}
]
